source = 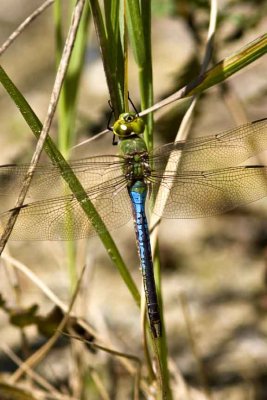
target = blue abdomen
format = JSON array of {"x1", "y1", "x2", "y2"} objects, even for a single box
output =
[{"x1": 128, "y1": 181, "x2": 161, "y2": 338}]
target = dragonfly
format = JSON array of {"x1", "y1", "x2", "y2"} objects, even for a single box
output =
[{"x1": 1, "y1": 114, "x2": 267, "y2": 338}]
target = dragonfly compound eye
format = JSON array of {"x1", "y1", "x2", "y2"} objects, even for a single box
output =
[{"x1": 124, "y1": 114, "x2": 135, "y2": 123}]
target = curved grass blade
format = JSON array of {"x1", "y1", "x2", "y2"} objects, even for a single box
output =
[
  {"x1": 141, "y1": 32, "x2": 267, "y2": 116},
  {"x1": 0, "y1": 65, "x2": 140, "y2": 307},
  {"x1": 188, "y1": 32, "x2": 267, "y2": 97}
]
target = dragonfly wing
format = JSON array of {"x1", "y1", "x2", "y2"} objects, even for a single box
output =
[
  {"x1": 0, "y1": 177, "x2": 131, "y2": 240},
  {"x1": 152, "y1": 166, "x2": 267, "y2": 218},
  {"x1": 0, "y1": 156, "x2": 124, "y2": 203},
  {"x1": 150, "y1": 118, "x2": 267, "y2": 171}
]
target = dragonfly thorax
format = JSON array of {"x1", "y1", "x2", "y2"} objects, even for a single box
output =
[
  {"x1": 123, "y1": 152, "x2": 151, "y2": 185},
  {"x1": 119, "y1": 136, "x2": 151, "y2": 185}
]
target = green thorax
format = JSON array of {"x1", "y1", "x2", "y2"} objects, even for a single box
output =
[
  {"x1": 113, "y1": 112, "x2": 150, "y2": 184},
  {"x1": 119, "y1": 136, "x2": 148, "y2": 155},
  {"x1": 119, "y1": 137, "x2": 149, "y2": 183}
]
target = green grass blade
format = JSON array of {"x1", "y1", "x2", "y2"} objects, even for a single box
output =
[
  {"x1": 57, "y1": 2, "x2": 91, "y2": 156},
  {"x1": 89, "y1": 0, "x2": 124, "y2": 116},
  {"x1": 104, "y1": 0, "x2": 125, "y2": 112},
  {"x1": 0, "y1": 65, "x2": 140, "y2": 308},
  {"x1": 154, "y1": 242, "x2": 172, "y2": 400},
  {"x1": 53, "y1": 0, "x2": 64, "y2": 66},
  {"x1": 187, "y1": 32, "x2": 267, "y2": 96},
  {"x1": 126, "y1": 0, "x2": 153, "y2": 149}
]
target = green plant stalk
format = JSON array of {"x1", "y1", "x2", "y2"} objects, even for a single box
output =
[
  {"x1": 154, "y1": 241, "x2": 172, "y2": 400},
  {"x1": 104, "y1": 0, "x2": 125, "y2": 110},
  {"x1": 54, "y1": 0, "x2": 77, "y2": 293},
  {"x1": 126, "y1": 2, "x2": 172, "y2": 396},
  {"x1": 53, "y1": 0, "x2": 64, "y2": 66},
  {"x1": 126, "y1": 0, "x2": 154, "y2": 147},
  {"x1": 121, "y1": 2, "x2": 161, "y2": 383},
  {"x1": 57, "y1": 2, "x2": 90, "y2": 155},
  {"x1": 54, "y1": 1, "x2": 91, "y2": 292},
  {"x1": 139, "y1": 0, "x2": 154, "y2": 152},
  {"x1": 0, "y1": 65, "x2": 140, "y2": 309},
  {"x1": 122, "y1": 0, "x2": 129, "y2": 111},
  {"x1": 137, "y1": 4, "x2": 171, "y2": 395},
  {"x1": 88, "y1": 0, "x2": 124, "y2": 116}
]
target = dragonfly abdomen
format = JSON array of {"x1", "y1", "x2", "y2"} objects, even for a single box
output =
[{"x1": 128, "y1": 181, "x2": 161, "y2": 338}]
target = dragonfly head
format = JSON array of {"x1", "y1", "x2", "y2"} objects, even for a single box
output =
[{"x1": 113, "y1": 112, "x2": 145, "y2": 139}]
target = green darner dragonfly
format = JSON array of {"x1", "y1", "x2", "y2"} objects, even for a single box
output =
[{"x1": 1, "y1": 114, "x2": 267, "y2": 338}]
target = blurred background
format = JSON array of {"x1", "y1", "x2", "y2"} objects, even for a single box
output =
[{"x1": 0, "y1": 1, "x2": 267, "y2": 399}]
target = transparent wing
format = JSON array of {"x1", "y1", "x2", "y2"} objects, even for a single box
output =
[
  {"x1": 150, "y1": 118, "x2": 267, "y2": 172},
  {"x1": 0, "y1": 155, "x2": 124, "y2": 202},
  {"x1": 152, "y1": 166, "x2": 267, "y2": 218},
  {"x1": 0, "y1": 176, "x2": 131, "y2": 240}
]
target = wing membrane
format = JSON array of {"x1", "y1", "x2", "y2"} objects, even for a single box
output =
[
  {"x1": 0, "y1": 155, "x2": 124, "y2": 202},
  {"x1": 0, "y1": 176, "x2": 131, "y2": 240},
  {"x1": 152, "y1": 166, "x2": 267, "y2": 218},
  {"x1": 151, "y1": 118, "x2": 267, "y2": 172}
]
